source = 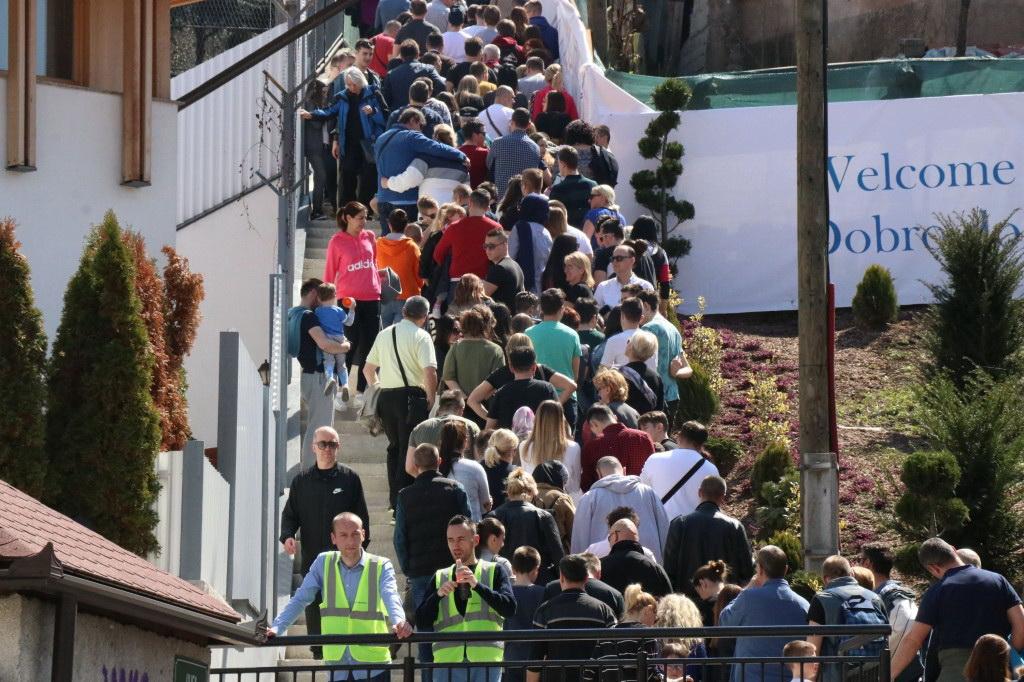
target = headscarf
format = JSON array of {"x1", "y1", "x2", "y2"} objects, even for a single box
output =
[
  {"x1": 533, "y1": 460, "x2": 568, "y2": 490},
  {"x1": 514, "y1": 193, "x2": 550, "y2": 292},
  {"x1": 512, "y1": 406, "x2": 535, "y2": 441}
]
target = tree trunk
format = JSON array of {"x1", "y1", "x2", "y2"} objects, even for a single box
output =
[{"x1": 955, "y1": 0, "x2": 971, "y2": 57}]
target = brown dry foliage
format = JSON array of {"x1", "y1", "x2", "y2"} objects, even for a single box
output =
[
  {"x1": 161, "y1": 245, "x2": 204, "y2": 374},
  {"x1": 125, "y1": 232, "x2": 182, "y2": 450}
]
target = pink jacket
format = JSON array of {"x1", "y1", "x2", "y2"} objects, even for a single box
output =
[{"x1": 324, "y1": 229, "x2": 382, "y2": 301}]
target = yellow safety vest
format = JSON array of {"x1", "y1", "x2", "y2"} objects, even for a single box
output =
[
  {"x1": 319, "y1": 552, "x2": 392, "y2": 663},
  {"x1": 432, "y1": 560, "x2": 505, "y2": 663}
]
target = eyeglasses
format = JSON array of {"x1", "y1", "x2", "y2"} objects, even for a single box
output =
[
  {"x1": 315, "y1": 441, "x2": 341, "y2": 450},
  {"x1": 611, "y1": 255, "x2": 632, "y2": 262},
  {"x1": 484, "y1": 242, "x2": 502, "y2": 250}
]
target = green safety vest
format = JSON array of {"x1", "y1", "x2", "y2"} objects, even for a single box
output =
[
  {"x1": 319, "y1": 552, "x2": 392, "y2": 663},
  {"x1": 432, "y1": 560, "x2": 505, "y2": 663}
]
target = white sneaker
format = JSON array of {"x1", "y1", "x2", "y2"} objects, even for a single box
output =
[{"x1": 323, "y1": 376, "x2": 337, "y2": 396}]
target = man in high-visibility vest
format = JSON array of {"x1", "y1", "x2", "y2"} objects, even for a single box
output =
[
  {"x1": 416, "y1": 515, "x2": 517, "y2": 682},
  {"x1": 268, "y1": 512, "x2": 412, "y2": 680}
]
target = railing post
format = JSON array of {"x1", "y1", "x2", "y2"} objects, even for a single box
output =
[
  {"x1": 404, "y1": 654, "x2": 416, "y2": 682},
  {"x1": 879, "y1": 640, "x2": 891, "y2": 682},
  {"x1": 636, "y1": 643, "x2": 648, "y2": 682}
]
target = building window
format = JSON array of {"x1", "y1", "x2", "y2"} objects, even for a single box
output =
[{"x1": 0, "y1": 0, "x2": 73, "y2": 78}]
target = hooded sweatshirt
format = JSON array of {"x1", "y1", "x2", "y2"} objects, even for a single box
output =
[
  {"x1": 324, "y1": 229, "x2": 382, "y2": 301},
  {"x1": 376, "y1": 234, "x2": 423, "y2": 300},
  {"x1": 570, "y1": 474, "x2": 669, "y2": 562}
]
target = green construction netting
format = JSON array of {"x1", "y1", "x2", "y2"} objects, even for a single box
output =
[{"x1": 604, "y1": 58, "x2": 1024, "y2": 110}]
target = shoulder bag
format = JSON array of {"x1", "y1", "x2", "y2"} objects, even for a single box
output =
[
  {"x1": 391, "y1": 326, "x2": 429, "y2": 426},
  {"x1": 660, "y1": 453, "x2": 708, "y2": 506}
]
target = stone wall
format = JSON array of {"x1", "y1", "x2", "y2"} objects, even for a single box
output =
[{"x1": 0, "y1": 593, "x2": 211, "y2": 680}]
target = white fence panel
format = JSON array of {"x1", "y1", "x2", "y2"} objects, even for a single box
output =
[{"x1": 172, "y1": 24, "x2": 289, "y2": 226}]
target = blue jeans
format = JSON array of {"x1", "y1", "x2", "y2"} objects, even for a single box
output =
[
  {"x1": 409, "y1": 575, "x2": 435, "y2": 682},
  {"x1": 434, "y1": 666, "x2": 502, "y2": 682},
  {"x1": 381, "y1": 300, "x2": 404, "y2": 327}
]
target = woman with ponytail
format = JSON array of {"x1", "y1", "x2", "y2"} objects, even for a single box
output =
[
  {"x1": 483, "y1": 429, "x2": 519, "y2": 507},
  {"x1": 691, "y1": 560, "x2": 730, "y2": 626},
  {"x1": 438, "y1": 420, "x2": 491, "y2": 520}
]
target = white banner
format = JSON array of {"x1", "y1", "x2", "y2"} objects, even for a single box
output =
[{"x1": 598, "y1": 92, "x2": 1024, "y2": 313}]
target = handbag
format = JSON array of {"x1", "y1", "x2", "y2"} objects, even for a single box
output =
[{"x1": 391, "y1": 326, "x2": 428, "y2": 425}]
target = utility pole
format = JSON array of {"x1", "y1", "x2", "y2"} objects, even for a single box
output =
[{"x1": 795, "y1": 0, "x2": 838, "y2": 573}]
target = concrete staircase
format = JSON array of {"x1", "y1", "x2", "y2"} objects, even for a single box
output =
[{"x1": 278, "y1": 215, "x2": 402, "y2": 681}]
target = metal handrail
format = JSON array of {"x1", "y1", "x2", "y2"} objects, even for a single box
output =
[{"x1": 231, "y1": 625, "x2": 892, "y2": 647}]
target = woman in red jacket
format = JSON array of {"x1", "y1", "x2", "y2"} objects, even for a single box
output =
[{"x1": 324, "y1": 202, "x2": 382, "y2": 395}]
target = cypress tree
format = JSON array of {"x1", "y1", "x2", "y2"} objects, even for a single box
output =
[
  {"x1": 0, "y1": 218, "x2": 49, "y2": 498},
  {"x1": 46, "y1": 211, "x2": 162, "y2": 555}
]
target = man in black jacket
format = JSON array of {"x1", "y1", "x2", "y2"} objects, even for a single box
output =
[
  {"x1": 662, "y1": 475, "x2": 754, "y2": 597},
  {"x1": 599, "y1": 519, "x2": 673, "y2": 598},
  {"x1": 543, "y1": 551, "x2": 624, "y2": 617},
  {"x1": 279, "y1": 425, "x2": 371, "y2": 659},
  {"x1": 394, "y1": 444, "x2": 472, "y2": 682},
  {"x1": 381, "y1": 38, "x2": 447, "y2": 110}
]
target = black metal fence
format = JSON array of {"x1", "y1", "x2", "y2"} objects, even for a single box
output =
[{"x1": 211, "y1": 626, "x2": 891, "y2": 682}]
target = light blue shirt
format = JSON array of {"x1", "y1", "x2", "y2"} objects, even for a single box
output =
[
  {"x1": 718, "y1": 579, "x2": 809, "y2": 682},
  {"x1": 643, "y1": 313, "x2": 683, "y2": 402},
  {"x1": 273, "y1": 551, "x2": 405, "y2": 679}
]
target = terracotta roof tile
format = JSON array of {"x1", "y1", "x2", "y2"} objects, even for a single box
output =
[{"x1": 0, "y1": 479, "x2": 239, "y2": 622}]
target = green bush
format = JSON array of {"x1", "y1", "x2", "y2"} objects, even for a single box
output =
[
  {"x1": 915, "y1": 370, "x2": 1024, "y2": 580},
  {"x1": 755, "y1": 470, "x2": 799, "y2": 538},
  {"x1": 894, "y1": 450, "x2": 969, "y2": 538},
  {"x1": 893, "y1": 543, "x2": 924, "y2": 578},
  {"x1": 0, "y1": 219, "x2": 49, "y2": 498},
  {"x1": 751, "y1": 441, "x2": 794, "y2": 503},
  {"x1": 768, "y1": 530, "x2": 802, "y2": 573},
  {"x1": 852, "y1": 264, "x2": 899, "y2": 328},
  {"x1": 924, "y1": 209, "x2": 1024, "y2": 383},
  {"x1": 706, "y1": 436, "x2": 743, "y2": 477},
  {"x1": 45, "y1": 212, "x2": 162, "y2": 556},
  {"x1": 675, "y1": 358, "x2": 719, "y2": 426},
  {"x1": 630, "y1": 78, "x2": 695, "y2": 266}
]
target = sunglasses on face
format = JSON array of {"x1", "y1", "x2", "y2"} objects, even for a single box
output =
[
  {"x1": 611, "y1": 255, "x2": 632, "y2": 262},
  {"x1": 315, "y1": 441, "x2": 341, "y2": 450}
]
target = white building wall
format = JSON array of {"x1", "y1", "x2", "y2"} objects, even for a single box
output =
[
  {"x1": 176, "y1": 186, "x2": 280, "y2": 446},
  {"x1": 0, "y1": 79, "x2": 178, "y2": 341}
]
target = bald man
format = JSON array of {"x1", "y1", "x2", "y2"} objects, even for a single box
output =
[
  {"x1": 597, "y1": 517, "x2": 672, "y2": 597},
  {"x1": 280, "y1": 426, "x2": 371, "y2": 659},
  {"x1": 269, "y1": 513, "x2": 412, "y2": 672}
]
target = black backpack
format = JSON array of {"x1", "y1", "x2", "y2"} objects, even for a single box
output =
[{"x1": 590, "y1": 146, "x2": 619, "y2": 187}]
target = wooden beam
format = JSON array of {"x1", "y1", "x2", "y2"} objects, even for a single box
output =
[
  {"x1": 122, "y1": 0, "x2": 153, "y2": 186},
  {"x1": 6, "y1": 0, "x2": 37, "y2": 171},
  {"x1": 72, "y1": 0, "x2": 91, "y2": 86},
  {"x1": 154, "y1": 0, "x2": 172, "y2": 99}
]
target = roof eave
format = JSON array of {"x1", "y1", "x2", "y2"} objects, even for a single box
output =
[{"x1": 0, "y1": 545, "x2": 264, "y2": 647}]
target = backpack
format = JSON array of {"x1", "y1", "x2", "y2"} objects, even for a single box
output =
[
  {"x1": 590, "y1": 146, "x2": 619, "y2": 187},
  {"x1": 835, "y1": 593, "x2": 888, "y2": 657},
  {"x1": 286, "y1": 306, "x2": 308, "y2": 358},
  {"x1": 379, "y1": 266, "x2": 403, "y2": 304},
  {"x1": 620, "y1": 365, "x2": 658, "y2": 413},
  {"x1": 878, "y1": 583, "x2": 922, "y2": 682}
]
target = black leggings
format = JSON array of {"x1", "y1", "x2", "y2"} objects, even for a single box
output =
[{"x1": 345, "y1": 299, "x2": 381, "y2": 393}]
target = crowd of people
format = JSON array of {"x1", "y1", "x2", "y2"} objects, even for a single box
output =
[{"x1": 277, "y1": 1, "x2": 1024, "y2": 681}]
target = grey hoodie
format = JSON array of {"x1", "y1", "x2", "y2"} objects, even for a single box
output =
[{"x1": 570, "y1": 474, "x2": 670, "y2": 562}]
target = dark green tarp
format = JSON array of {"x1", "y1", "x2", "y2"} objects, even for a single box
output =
[{"x1": 605, "y1": 58, "x2": 1024, "y2": 109}]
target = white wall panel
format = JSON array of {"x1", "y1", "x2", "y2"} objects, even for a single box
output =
[{"x1": 172, "y1": 23, "x2": 289, "y2": 225}]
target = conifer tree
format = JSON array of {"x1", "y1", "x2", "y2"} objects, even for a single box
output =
[
  {"x1": 0, "y1": 218, "x2": 49, "y2": 498},
  {"x1": 46, "y1": 211, "x2": 162, "y2": 555}
]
